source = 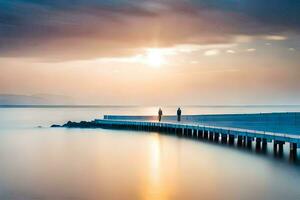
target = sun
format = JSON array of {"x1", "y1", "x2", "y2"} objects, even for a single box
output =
[{"x1": 145, "y1": 48, "x2": 166, "y2": 68}]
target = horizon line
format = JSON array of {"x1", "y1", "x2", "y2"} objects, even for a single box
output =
[{"x1": 1, "y1": 104, "x2": 300, "y2": 108}]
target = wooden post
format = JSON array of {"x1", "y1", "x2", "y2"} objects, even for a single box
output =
[
  {"x1": 203, "y1": 131, "x2": 208, "y2": 139},
  {"x1": 193, "y1": 129, "x2": 198, "y2": 138},
  {"x1": 278, "y1": 141, "x2": 285, "y2": 154},
  {"x1": 246, "y1": 137, "x2": 252, "y2": 149},
  {"x1": 262, "y1": 138, "x2": 267, "y2": 152},
  {"x1": 209, "y1": 131, "x2": 214, "y2": 140},
  {"x1": 228, "y1": 135, "x2": 234, "y2": 145},
  {"x1": 256, "y1": 138, "x2": 262, "y2": 151},
  {"x1": 290, "y1": 143, "x2": 298, "y2": 161},
  {"x1": 221, "y1": 134, "x2": 227, "y2": 144},
  {"x1": 237, "y1": 135, "x2": 243, "y2": 147},
  {"x1": 198, "y1": 130, "x2": 203, "y2": 139},
  {"x1": 214, "y1": 132, "x2": 219, "y2": 142},
  {"x1": 274, "y1": 140, "x2": 278, "y2": 155}
]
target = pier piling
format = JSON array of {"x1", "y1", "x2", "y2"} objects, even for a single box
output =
[
  {"x1": 214, "y1": 133, "x2": 219, "y2": 142},
  {"x1": 237, "y1": 135, "x2": 243, "y2": 147},
  {"x1": 228, "y1": 134, "x2": 234, "y2": 145},
  {"x1": 198, "y1": 130, "x2": 203, "y2": 139},
  {"x1": 203, "y1": 131, "x2": 208, "y2": 139},
  {"x1": 221, "y1": 134, "x2": 227, "y2": 144},
  {"x1": 209, "y1": 132, "x2": 214, "y2": 141},
  {"x1": 256, "y1": 138, "x2": 262, "y2": 151}
]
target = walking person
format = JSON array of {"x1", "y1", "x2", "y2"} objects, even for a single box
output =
[
  {"x1": 177, "y1": 107, "x2": 182, "y2": 122},
  {"x1": 158, "y1": 108, "x2": 163, "y2": 122}
]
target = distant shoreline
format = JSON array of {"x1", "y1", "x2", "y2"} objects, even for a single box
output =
[
  {"x1": 0, "y1": 105, "x2": 140, "y2": 108},
  {"x1": 1, "y1": 105, "x2": 300, "y2": 108}
]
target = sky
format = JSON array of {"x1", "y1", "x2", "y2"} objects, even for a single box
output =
[{"x1": 0, "y1": 0, "x2": 300, "y2": 105}]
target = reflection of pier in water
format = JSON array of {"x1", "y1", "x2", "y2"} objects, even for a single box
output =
[{"x1": 95, "y1": 113, "x2": 300, "y2": 161}]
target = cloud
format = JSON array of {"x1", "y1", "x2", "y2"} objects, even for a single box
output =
[
  {"x1": 204, "y1": 49, "x2": 220, "y2": 56},
  {"x1": 234, "y1": 35, "x2": 254, "y2": 43},
  {"x1": 246, "y1": 48, "x2": 256, "y2": 52},
  {"x1": 264, "y1": 35, "x2": 287, "y2": 41},
  {"x1": 226, "y1": 49, "x2": 235, "y2": 54},
  {"x1": 0, "y1": 0, "x2": 299, "y2": 61},
  {"x1": 190, "y1": 61, "x2": 199, "y2": 64}
]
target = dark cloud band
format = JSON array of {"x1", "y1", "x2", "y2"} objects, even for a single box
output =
[{"x1": 0, "y1": 0, "x2": 299, "y2": 60}]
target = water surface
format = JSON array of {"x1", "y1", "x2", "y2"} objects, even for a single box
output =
[{"x1": 0, "y1": 106, "x2": 300, "y2": 200}]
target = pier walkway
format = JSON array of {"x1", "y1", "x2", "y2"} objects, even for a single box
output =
[{"x1": 95, "y1": 113, "x2": 300, "y2": 158}]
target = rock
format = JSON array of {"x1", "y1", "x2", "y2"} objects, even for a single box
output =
[
  {"x1": 51, "y1": 124, "x2": 61, "y2": 128},
  {"x1": 51, "y1": 120, "x2": 101, "y2": 128}
]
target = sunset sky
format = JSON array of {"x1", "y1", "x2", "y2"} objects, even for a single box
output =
[{"x1": 0, "y1": 0, "x2": 300, "y2": 105}]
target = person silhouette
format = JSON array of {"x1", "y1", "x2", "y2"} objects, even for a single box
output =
[
  {"x1": 158, "y1": 108, "x2": 163, "y2": 122},
  {"x1": 177, "y1": 107, "x2": 182, "y2": 122}
]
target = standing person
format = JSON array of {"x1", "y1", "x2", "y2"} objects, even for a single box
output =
[
  {"x1": 177, "y1": 107, "x2": 182, "y2": 122},
  {"x1": 158, "y1": 108, "x2": 163, "y2": 122}
]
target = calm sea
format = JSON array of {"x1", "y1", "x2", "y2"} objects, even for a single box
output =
[{"x1": 0, "y1": 106, "x2": 300, "y2": 200}]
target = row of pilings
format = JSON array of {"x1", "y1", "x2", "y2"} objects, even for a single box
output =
[{"x1": 97, "y1": 120, "x2": 298, "y2": 161}]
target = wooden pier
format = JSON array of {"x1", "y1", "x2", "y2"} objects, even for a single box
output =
[{"x1": 94, "y1": 117, "x2": 300, "y2": 158}]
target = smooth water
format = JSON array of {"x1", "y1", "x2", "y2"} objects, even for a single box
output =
[{"x1": 0, "y1": 106, "x2": 300, "y2": 200}]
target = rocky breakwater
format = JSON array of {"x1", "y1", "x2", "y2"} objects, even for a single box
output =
[{"x1": 51, "y1": 120, "x2": 102, "y2": 128}]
